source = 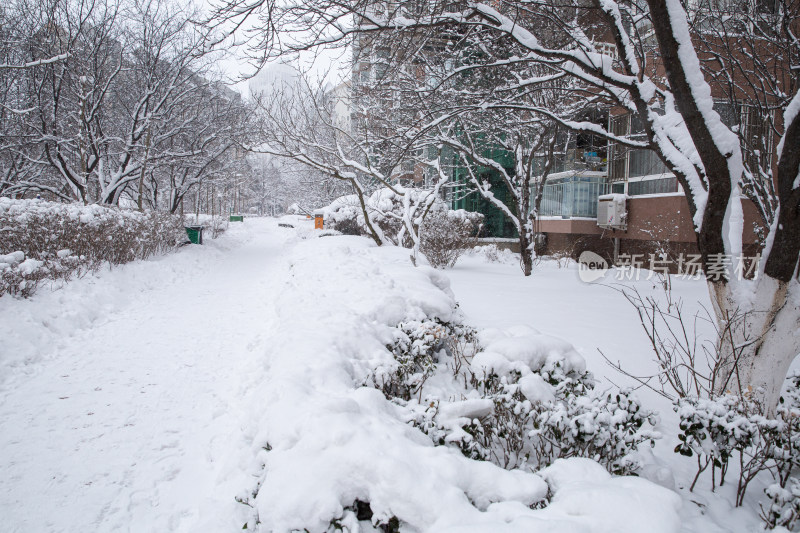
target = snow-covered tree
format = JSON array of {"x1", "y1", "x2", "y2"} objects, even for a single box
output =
[
  {"x1": 211, "y1": 0, "x2": 800, "y2": 413},
  {"x1": 0, "y1": 0, "x2": 250, "y2": 209},
  {"x1": 250, "y1": 73, "x2": 451, "y2": 258}
]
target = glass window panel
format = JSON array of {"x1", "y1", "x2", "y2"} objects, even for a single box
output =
[
  {"x1": 628, "y1": 177, "x2": 677, "y2": 196},
  {"x1": 540, "y1": 176, "x2": 608, "y2": 217}
]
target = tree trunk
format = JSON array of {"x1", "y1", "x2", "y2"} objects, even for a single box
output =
[
  {"x1": 519, "y1": 231, "x2": 532, "y2": 276},
  {"x1": 350, "y1": 178, "x2": 383, "y2": 247},
  {"x1": 711, "y1": 277, "x2": 800, "y2": 414},
  {"x1": 137, "y1": 130, "x2": 152, "y2": 212}
]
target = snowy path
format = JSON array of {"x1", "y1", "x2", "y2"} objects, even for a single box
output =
[{"x1": 0, "y1": 219, "x2": 291, "y2": 532}]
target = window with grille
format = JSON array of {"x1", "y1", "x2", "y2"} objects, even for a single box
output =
[
  {"x1": 608, "y1": 112, "x2": 669, "y2": 180},
  {"x1": 713, "y1": 100, "x2": 774, "y2": 181},
  {"x1": 608, "y1": 114, "x2": 630, "y2": 182},
  {"x1": 628, "y1": 177, "x2": 678, "y2": 196}
]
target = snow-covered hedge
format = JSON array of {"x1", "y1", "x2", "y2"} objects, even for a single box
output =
[
  {"x1": 468, "y1": 244, "x2": 518, "y2": 265},
  {"x1": 235, "y1": 235, "x2": 681, "y2": 532},
  {"x1": 675, "y1": 373, "x2": 800, "y2": 529},
  {"x1": 323, "y1": 190, "x2": 483, "y2": 268},
  {"x1": 323, "y1": 194, "x2": 370, "y2": 236},
  {"x1": 0, "y1": 198, "x2": 184, "y2": 297},
  {"x1": 385, "y1": 323, "x2": 660, "y2": 476}
]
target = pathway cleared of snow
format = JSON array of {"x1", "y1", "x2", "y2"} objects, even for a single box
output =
[{"x1": 0, "y1": 218, "x2": 292, "y2": 532}]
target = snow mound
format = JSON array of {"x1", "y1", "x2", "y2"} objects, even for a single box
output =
[{"x1": 471, "y1": 325, "x2": 587, "y2": 395}]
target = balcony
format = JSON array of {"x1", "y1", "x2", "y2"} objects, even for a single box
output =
[{"x1": 539, "y1": 172, "x2": 609, "y2": 219}]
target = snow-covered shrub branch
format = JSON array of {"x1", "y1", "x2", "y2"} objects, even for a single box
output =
[
  {"x1": 0, "y1": 198, "x2": 184, "y2": 297},
  {"x1": 371, "y1": 317, "x2": 466, "y2": 402},
  {"x1": 419, "y1": 206, "x2": 483, "y2": 269},
  {"x1": 372, "y1": 311, "x2": 661, "y2": 477},
  {"x1": 608, "y1": 284, "x2": 730, "y2": 401},
  {"x1": 674, "y1": 373, "x2": 800, "y2": 529}
]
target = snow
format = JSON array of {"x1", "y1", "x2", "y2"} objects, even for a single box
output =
[
  {"x1": 0, "y1": 219, "x2": 289, "y2": 531},
  {"x1": 598, "y1": 193, "x2": 628, "y2": 202},
  {"x1": 446, "y1": 254, "x2": 768, "y2": 532},
  {"x1": 0, "y1": 196, "x2": 143, "y2": 225},
  {"x1": 0, "y1": 219, "x2": 769, "y2": 532},
  {"x1": 472, "y1": 326, "x2": 586, "y2": 379},
  {"x1": 0, "y1": 251, "x2": 25, "y2": 265},
  {"x1": 539, "y1": 458, "x2": 682, "y2": 533}
]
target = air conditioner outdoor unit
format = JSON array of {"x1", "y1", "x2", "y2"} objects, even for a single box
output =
[{"x1": 597, "y1": 194, "x2": 627, "y2": 230}]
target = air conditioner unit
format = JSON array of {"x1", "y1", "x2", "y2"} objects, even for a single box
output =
[{"x1": 597, "y1": 194, "x2": 627, "y2": 230}]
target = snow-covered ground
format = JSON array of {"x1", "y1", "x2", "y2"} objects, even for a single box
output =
[
  {"x1": 0, "y1": 220, "x2": 290, "y2": 531},
  {"x1": 0, "y1": 218, "x2": 769, "y2": 532},
  {"x1": 448, "y1": 252, "x2": 765, "y2": 532}
]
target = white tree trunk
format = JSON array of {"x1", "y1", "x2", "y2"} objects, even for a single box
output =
[{"x1": 711, "y1": 277, "x2": 800, "y2": 414}]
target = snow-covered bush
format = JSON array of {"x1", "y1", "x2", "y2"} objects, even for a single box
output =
[
  {"x1": 0, "y1": 250, "x2": 91, "y2": 298},
  {"x1": 675, "y1": 373, "x2": 800, "y2": 526},
  {"x1": 450, "y1": 329, "x2": 658, "y2": 475},
  {"x1": 454, "y1": 367, "x2": 659, "y2": 475},
  {"x1": 322, "y1": 190, "x2": 483, "y2": 264},
  {"x1": 324, "y1": 195, "x2": 366, "y2": 236},
  {"x1": 322, "y1": 191, "x2": 404, "y2": 241},
  {"x1": 208, "y1": 214, "x2": 229, "y2": 238},
  {"x1": 419, "y1": 207, "x2": 483, "y2": 269},
  {"x1": 329, "y1": 213, "x2": 363, "y2": 236},
  {"x1": 762, "y1": 479, "x2": 800, "y2": 531},
  {"x1": 764, "y1": 374, "x2": 800, "y2": 530},
  {"x1": 323, "y1": 189, "x2": 409, "y2": 243},
  {"x1": 674, "y1": 394, "x2": 760, "y2": 493},
  {"x1": 328, "y1": 500, "x2": 400, "y2": 533},
  {"x1": 367, "y1": 189, "x2": 406, "y2": 243},
  {"x1": 230, "y1": 234, "x2": 681, "y2": 532},
  {"x1": 469, "y1": 244, "x2": 517, "y2": 265},
  {"x1": 370, "y1": 317, "x2": 474, "y2": 401},
  {"x1": 376, "y1": 319, "x2": 660, "y2": 477},
  {"x1": 0, "y1": 198, "x2": 184, "y2": 297}
]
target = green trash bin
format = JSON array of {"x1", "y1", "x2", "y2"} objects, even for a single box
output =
[
  {"x1": 229, "y1": 215, "x2": 244, "y2": 222},
  {"x1": 185, "y1": 225, "x2": 204, "y2": 244}
]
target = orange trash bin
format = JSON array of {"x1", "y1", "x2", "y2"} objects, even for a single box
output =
[{"x1": 314, "y1": 210, "x2": 324, "y2": 229}]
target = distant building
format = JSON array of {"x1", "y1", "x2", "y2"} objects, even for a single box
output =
[
  {"x1": 329, "y1": 80, "x2": 352, "y2": 135},
  {"x1": 249, "y1": 63, "x2": 300, "y2": 96}
]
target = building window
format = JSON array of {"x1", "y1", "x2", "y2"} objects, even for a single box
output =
[
  {"x1": 628, "y1": 176, "x2": 678, "y2": 196},
  {"x1": 628, "y1": 147, "x2": 669, "y2": 178},
  {"x1": 713, "y1": 101, "x2": 774, "y2": 180},
  {"x1": 608, "y1": 113, "x2": 669, "y2": 181},
  {"x1": 608, "y1": 114, "x2": 630, "y2": 181}
]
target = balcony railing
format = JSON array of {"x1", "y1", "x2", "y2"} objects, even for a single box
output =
[{"x1": 539, "y1": 175, "x2": 609, "y2": 218}]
